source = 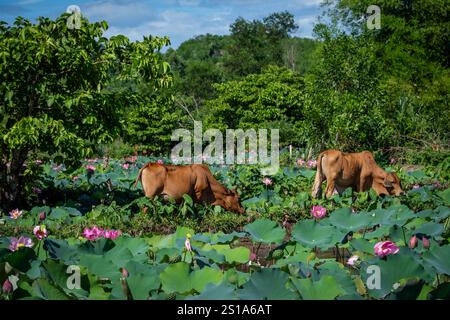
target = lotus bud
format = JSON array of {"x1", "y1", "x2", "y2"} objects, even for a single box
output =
[
  {"x1": 2, "y1": 279, "x2": 13, "y2": 294},
  {"x1": 422, "y1": 237, "x2": 430, "y2": 249},
  {"x1": 409, "y1": 235, "x2": 418, "y2": 249},
  {"x1": 39, "y1": 211, "x2": 46, "y2": 221},
  {"x1": 121, "y1": 268, "x2": 128, "y2": 278}
]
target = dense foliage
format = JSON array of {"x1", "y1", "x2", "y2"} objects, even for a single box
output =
[
  {"x1": 0, "y1": 155, "x2": 449, "y2": 300},
  {"x1": 0, "y1": 15, "x2": 171, "y2": 210}
]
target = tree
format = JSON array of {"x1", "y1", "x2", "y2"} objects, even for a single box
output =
[
  {"x1": 202, "y1": 66, "x2": 305, "y2": 146},
  {"x1": 0, "y1": 14, "x2": 172, "y2": 210},
  {"x1": 315, "y1": 0, "x2": 450, "y2": 156},
  {"x1": 224, "y1": 11, "x2": 298, "y2": 77}
]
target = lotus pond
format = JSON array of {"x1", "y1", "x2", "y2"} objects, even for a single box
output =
[{"x1": 1, "y1": 156, "x2": 449, "y2": 300}]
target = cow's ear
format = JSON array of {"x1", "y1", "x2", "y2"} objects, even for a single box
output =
[{"x1": 383, "y1": 176, "x2": 393, "y2": 188}]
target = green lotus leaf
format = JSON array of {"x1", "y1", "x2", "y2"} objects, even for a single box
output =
[
  {"x1": 414, "y1": 222, "x2": 444, "y2": 237},
  {"x1": 433, "y1": 206, "x2": 450, "y2": 222},
  {"x1": 316, "y1": 261, "x2": 358, "y2": 296},
  {"x1": 292, "y1": 275, "x2": 345, "y2": 300},
  {"x1": 160, "y1": 262, "x2": 191, "y2": 294},
  {"x1": 188, "y1": 281, "x2": 237, "y2": 300},
  {"x1": 422, "y1": 245, "x2": 450, "y2": 275},
  {"x1": 291, "y1": 220, "x2": 335, "y2": 250},
  {"x1": 32, "y1": 278, "x2": 70, "y2": 300},
  {"x1": 437, "y1": 188, "x2": 450, "y2": 205},
  {"x1": 381, "y1": 205, "x2": 415, "y2": 226},
  {"x1": 126, "y1": 269, "x2": 161, "y2": 300},
  {"x1": 160, "y1": 262, "x2": 223, "y2": 294},
  {"x1": 190, "y1": 266, "x2": 224, "y2": 293},
  {"x1": 244, "y1": 219, "x2": 285, "y2": 244},
  {"x1": 327, "y1": 208, "x2": 374, "y2": 231},
  {"x1": 350, "y1": 238, "x2": 376, "y2": 255},
  {"x1": 361, "y1": 250, "x2": 426, "y2": 299},
  {"x1": 238, "y1": 268, "x2": 298, "y2": 300}
]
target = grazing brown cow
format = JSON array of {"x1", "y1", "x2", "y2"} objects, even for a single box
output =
[
  {"x1": 311, "y1": 150, "x2": 404, "y2": 199},
  {"x1": 134, "y1": 163, "x2": 245, "y2": 214}
]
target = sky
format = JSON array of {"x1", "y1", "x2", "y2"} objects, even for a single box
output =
[{"x1": 0, "y1": 0, "x2": 324, "y2": 48}]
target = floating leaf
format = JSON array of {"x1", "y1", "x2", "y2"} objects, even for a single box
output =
[{"x1": 244, "y1": 219, "x2": 285, "y2": 244}]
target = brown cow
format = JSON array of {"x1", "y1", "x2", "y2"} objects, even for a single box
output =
[
  {"x1": 311, "y1": 150, "x2": 404, "y2": 199},
  {"x1": 134, "y1": 163, "x2": 245, "y2": 214}
]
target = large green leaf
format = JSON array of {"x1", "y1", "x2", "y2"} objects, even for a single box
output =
[
  {"x1": 244, "y1": 219, "x2": 285, "y2": 244},
  {"x1": 190, "y1": 266, "x2": 224, "y2": 293},
  {"x1": 361, "y1": 250, "x2": 426, "y2": 299},
  {"x1": 414, "y1": 222, "x2": 444, "y2": 237},
  {"x1": 126, "y1": 270, "x2": 160, "y2": 300},
  {"x1": 205, "y1": 244, "x2": 250, "y2": 264},
  {"x1": 422, "y1": 245, "x2": 450, "y2": 275},
  {"x1": 327, "y1": 208, "x2": 373, "y2": 231},
  {"x1": 160, "y1": 262, "x2": 223, "y2": 294},
  {"x1": 291, "y1": 220, "x2": 335, "y2": 250},
  {"x1": 292, "y1": 275, "x2": 345, "y2": 300},
  {"x1": 160, "y1": 262, "x2": 191, "y2": 294},
  {"x1": 188, "y1": 282, "x2": 237, "y2": 300},
  {"x1": 238, "y1": 268, "x2": 297, "y2": 300},
  {"x1": 32, "y1": 279, "x2": 69, "y2": 300}
]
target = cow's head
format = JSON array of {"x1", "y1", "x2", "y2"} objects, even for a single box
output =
[
  {"x1": 383, "y1": 172, "x2": 404, "y2": 196},
  {"x1": 223, "y1": 189, "x2": 245, "y2": 214}
]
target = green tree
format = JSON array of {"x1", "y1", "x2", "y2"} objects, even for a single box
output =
[
  {"x1": 224, "y1": 11, "x2": 299, "y2": 77},
  {"x1": 0, "y1": 15, "x2": 171, "y2": 210},
  {"x1": 202, "y1": 66, "x2": 305, "y2": 146},
  {"x1": 316, "y1": 0, "x2": 450, "y2": 157}
]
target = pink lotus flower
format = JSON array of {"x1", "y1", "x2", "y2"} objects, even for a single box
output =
[
  {"x1": 34, "y1": 160, "x2": 43, "y2": 165},
  {"x1": 412, "y1": 184, "x2": 420, "y2": 189},
  {"x1": 85, "y1": 164, "x2": 96, "y2": 172},
  {"x1": 9, "y1": 236, "x2": 34, "y2": 251},
  {"x1": 409, "y1": 235, "x2": 418, "y2": 249},
  {"x1": 127, "y1": 156, "x2": 137, "y2": 163},
  {"x1": 87, "y1": 158, "x2": 98, "y2": 163},
  {"x1": 307, "y1": 159, "x2": 317, "y2": 168},
  {"x1": 103, "y1": 229, "x2": 121, "y2": 240},
  {"x1": 347, "y1": 255, "x2": 359, "y2": 266},
  {"x1": 122, "y1": 163, "x2": 130, "y2": 170},
  {"x1": 311, "y1": 205, "x2": 327, "y2": 219},
  {"x1": 72, "y1": 176, "x2": 79, "y2": 181},
  {"x1": 262, "y1": 177, "x2": 273, "y2": 186},
  {"x1": 53, "y1": 164, "x2": 63, "y2": 171},
  {"x1": 185, "y1": 233, "x2": 192, "y2": 252},
  {"x1": 33, "y1": 225, "x2": 48, "y2": 240},
  {"x1": 39, "y1": 211, "x2": 46, "y2": 221},
  {"x1": 297, "y1": 159, "x2": 305, "y2": 166},
  {"x1": 2, "y1": 279, "x2": 13, "y2": 294},
  {"x1": 250, "y1": 252, "x2": 257, "y2": 261},
  {"x1": 390, "y1": 158, "x2": 396, "y2": 164},
  {"x1": 374, "y1": 241, "x2": 399, "y2": 258},
  {"x1": 422, "y1": 237, "x2": 430, "y2": 249},
  {"x1": 9, "y1": 209, "x2": 23, "y2": 220},
  {"x1": 157, "y1": 159, "x2": 164, "y2": 165},
  {"x1": 82, "y1": 226, "x2": 104, "y2": 241}
]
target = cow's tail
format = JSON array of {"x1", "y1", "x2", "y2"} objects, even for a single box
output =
[
  {"x1": 133, "y1": 163, "x2": 148, "y2": 189},
  {"x1": 311, "y1": 152, "x2": 325, "y2": 199}
]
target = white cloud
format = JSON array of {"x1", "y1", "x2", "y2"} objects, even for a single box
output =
[
  {"x1": 83, "y1": 0, "x2": 155, "y2": 25},
  {"x1": 104, "y1": 9, "x2": 232, "y2": 46}
]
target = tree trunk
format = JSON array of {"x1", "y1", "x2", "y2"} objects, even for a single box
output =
[{"x1": 0, "y1": 148, "x2": 28, "y2": 211}]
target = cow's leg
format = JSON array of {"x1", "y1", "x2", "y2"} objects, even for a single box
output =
[{"x1": 325, "y1": 177, "x2": 337, "y2": 199}]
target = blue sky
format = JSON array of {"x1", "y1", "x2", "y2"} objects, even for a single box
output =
[{"x1": 0, "y1": 0, "x2": 324, "y2": 48}]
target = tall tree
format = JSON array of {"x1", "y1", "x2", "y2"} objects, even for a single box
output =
[
  {"x1": 0, "y1": 14, "x2": 171, "y2": 210},
  {"x1": 224, "y1": 11, "x2": 299, "y2": 77}
]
